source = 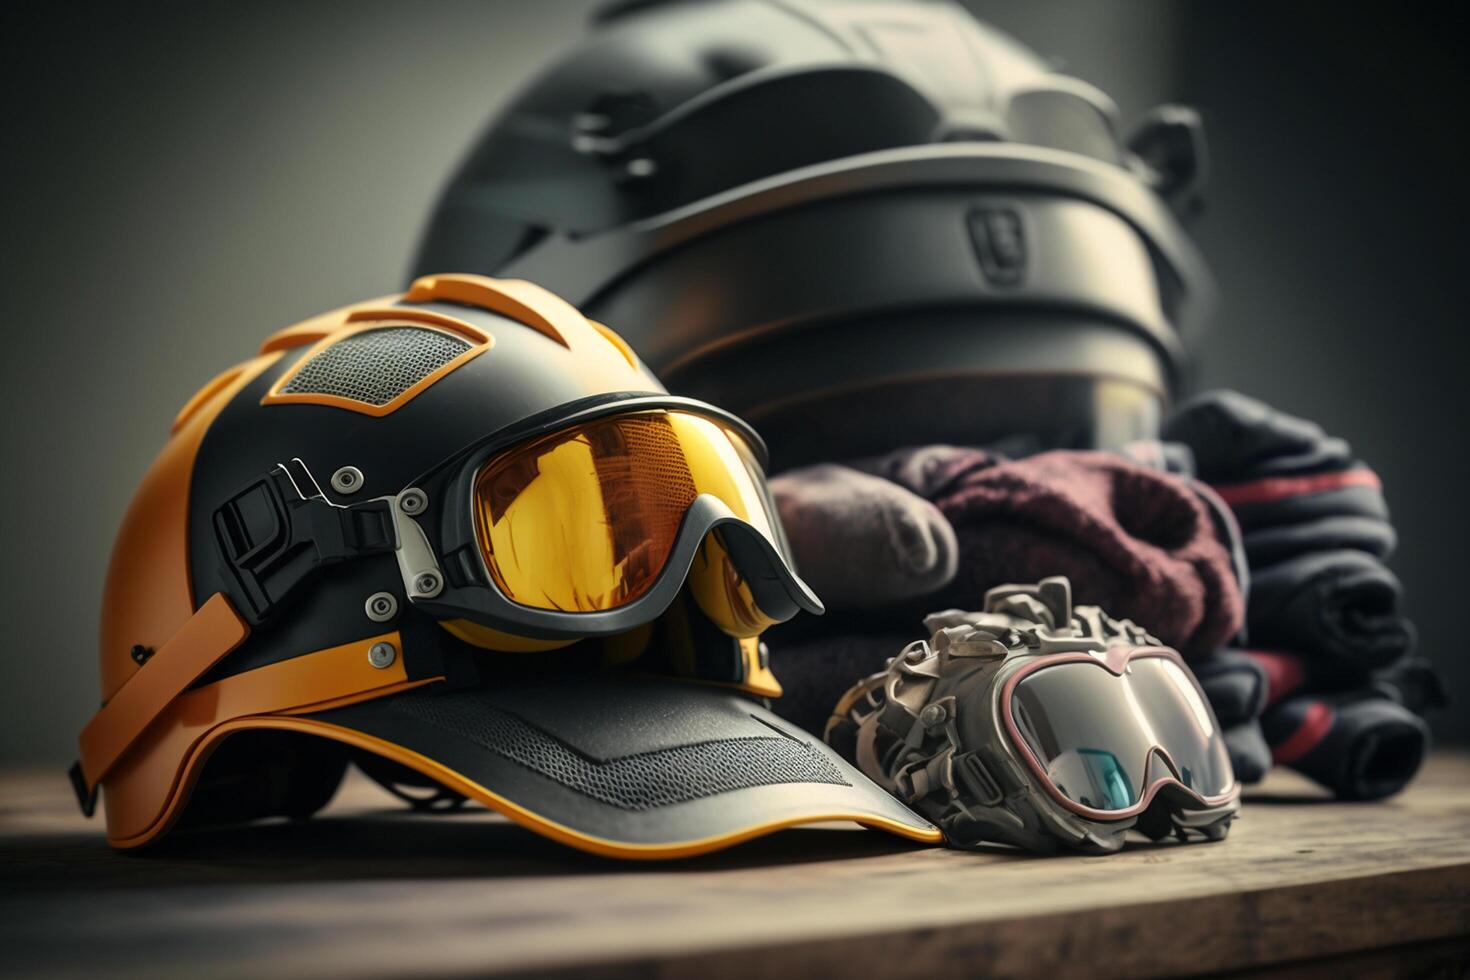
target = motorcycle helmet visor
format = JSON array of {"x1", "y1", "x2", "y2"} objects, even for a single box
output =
[{"x1": 1006, "y1": 650, "x2": 1236, "y2": 818}]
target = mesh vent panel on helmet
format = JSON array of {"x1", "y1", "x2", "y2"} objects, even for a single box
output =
[
  {"x1": 280, "y1": 327, "x2": 472, "y2": 406},
  {"x1": 385, "y1": 691, "x2": 848, "y2": 810}
]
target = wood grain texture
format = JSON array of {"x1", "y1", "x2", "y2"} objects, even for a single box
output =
[{"x1": 2, "y1": 753, "x2": 1467, "y2": 979}]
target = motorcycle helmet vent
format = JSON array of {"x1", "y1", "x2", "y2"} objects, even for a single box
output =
[{"x1": 279, "y1": 327, "x2": 472, "y2": 406}]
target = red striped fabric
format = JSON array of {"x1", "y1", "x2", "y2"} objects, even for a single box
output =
[
  {"x1": 1245, "y1": 649, "x2": 1308, "y2": 705},
  {"x1": 1211, "y1": 468, "x2": 1381, "y2": 508},
  {"x1": 1271, "y1": 701, "x2": 1336, "y2": 765}
]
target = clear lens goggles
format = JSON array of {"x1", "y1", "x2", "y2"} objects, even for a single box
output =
[{"x1": 1006, "y1": 650, "x2": 1236, "y2": 818}]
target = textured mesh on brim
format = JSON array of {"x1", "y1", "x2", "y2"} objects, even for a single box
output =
[{"x1": 302, "y1": 676, "x2": 938, "y2": 857}]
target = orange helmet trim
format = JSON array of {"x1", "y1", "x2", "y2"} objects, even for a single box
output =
[
  {"x1": 99, "y1": 628, "x2": 437, "y2": 846},
  {"x1": 343, "y1": 306, "x2": 493, "y2": 343},
  {"x1": 255, "y1": 274, "x2": 642, "y2": 418},
  {"x1": 172, "y1": 362, "x2": 251, "y2": 435},
  {"x1": 402, "y1": 274, "x2": 645, "y2": 370},
  {"x1": 256, "y1": 302, "x2": 489, "y2": 355},
  {"x1": 139, "y1": 715, "x2": 944, "y2": 858},
  {"x1": 255, "y1": 293, "x2": 401, "y2": 354},
  {"x1": 79, "y1": 592, "x2": 250, "y2": 789},
  {"x1": 403, "y1": 274, "x2": 572, "y2": 348},
  {"x1": 588, "y1": 320, "x2": 640, "y2": 370},
  {"x1": 259, "y1": 318, "x2": 494, "y2": 417}
]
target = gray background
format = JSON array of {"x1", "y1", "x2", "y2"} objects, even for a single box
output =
[{"x1": 2, "y1": 1, "x2": 1465, "y2": 766}]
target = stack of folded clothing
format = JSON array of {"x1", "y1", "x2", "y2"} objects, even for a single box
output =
[
  {"x1": 767, "y1": 391, "x2": 1440, "y2": 801},
  {"x1": 1164, "y1": 390, "x2": 1441, "y2": 799},
  {"x1": 767, "y1": 446, "x2": 1248, "y2": 741}
]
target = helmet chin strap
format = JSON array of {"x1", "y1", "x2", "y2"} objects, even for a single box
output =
[
  {"x1": 73, "y1": 592, "x2": 251, "y2": 813},
  {"x1": 71, "y1": 460, "x2": 403, "y2": 816}
]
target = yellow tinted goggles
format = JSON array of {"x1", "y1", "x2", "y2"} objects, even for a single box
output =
[{"x1": 471, "y1": 410, "x2": 787, "y2": 637}]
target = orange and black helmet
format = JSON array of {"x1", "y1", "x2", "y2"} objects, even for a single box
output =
[{"x1": 73, "y1": 274, "x2": 938, "y2": 856}]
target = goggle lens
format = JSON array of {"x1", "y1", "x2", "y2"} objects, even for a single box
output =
[
  {"x1": 1010, "y1": 656, "x2": 1234, "y2": 812},
  {"x1": 472, "y1": 411, "x2": 780, "y2": 634}
]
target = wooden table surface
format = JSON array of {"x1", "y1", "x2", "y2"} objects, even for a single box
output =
[{"x1": 3, "y1": 753, "x2": 1467, "y2": 979}]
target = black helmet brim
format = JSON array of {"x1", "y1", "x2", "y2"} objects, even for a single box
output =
[{"x1": 296, "y1": 674, "x2": 939, "y2": 858}]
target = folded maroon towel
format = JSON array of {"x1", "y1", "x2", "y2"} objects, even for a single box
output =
[{"x1": 924, "y1": 449, "x2": 1244, "y2": 658}]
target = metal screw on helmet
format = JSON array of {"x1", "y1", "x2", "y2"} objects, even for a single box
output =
[
  {"x1": 919, "y1": 703, "x2": 948, "y2": 727},
  {"x1": 413, "y1": 571, "x2": 442, "y2": 597},
  {"x1": 367, "y1": 642, "x2": 397, "y2": 669},
  {"x1": 331, "y1": 466, "x2": 365, "y2": 495},
  {"x1": 399, "y1": 488, "x2": 428, "y2": 515},
  {"x1": 364, "y1": 591, "x2": 399, "y2": 623}
]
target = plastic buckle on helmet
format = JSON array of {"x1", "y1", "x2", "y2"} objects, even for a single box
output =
[{"x1": 214, "y1": 462, "x2": 396, "y2": 625}]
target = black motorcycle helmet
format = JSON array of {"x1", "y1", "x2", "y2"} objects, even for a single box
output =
[{"x1": 413, "y1": 0, "x2": 1212, "y2": 467}]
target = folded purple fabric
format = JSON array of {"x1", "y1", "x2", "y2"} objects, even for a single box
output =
[{"x1": 916, "y1": 449, "x2": 1244, "y2": 659}]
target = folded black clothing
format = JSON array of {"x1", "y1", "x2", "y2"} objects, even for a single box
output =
[
  {"x1": 1241, "y1": 515, "x2": 1397, "y2": 566},
  {"x1": 1223, "y1": 720, "x2": 1272, "y2": 785},
  {"x1": 1260, "y1": 692, "x2": 1429, "y2": 801},
  {"x1": 1217, "y1": 471, "x2": 1391, "y2": 534},
  {"x1": 1249, "y1": 648, "x2": 1449, "y2": 713},
  {"x1": 1163, "y1": 390, "x2": 1355, "y2": 482},
  {"x1": 1192, "y1": 650, "x2": 1269, "y2": 727},
  {"x1": 766, "y1": 630, "x2": 912, "y2": 738},
  {"x1": 1374, "y1": 656, "x2": 1451, "y2": 715},
  {"x1": 1249, "y1": 550, "x2": 1415, "y2": 676},
  {"x1": 1193, "y1": 651, "x2": 1270, "y2": 783}
]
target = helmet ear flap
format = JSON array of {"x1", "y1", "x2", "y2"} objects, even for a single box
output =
[{"x1": 174, "y1": 731, "x2": 349, "y2": 832}]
